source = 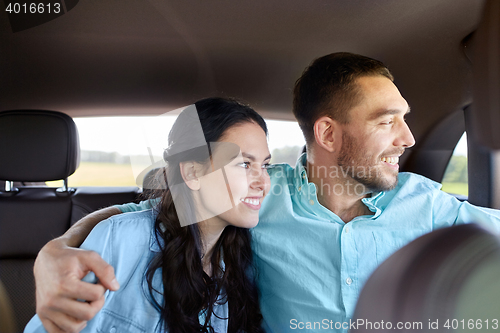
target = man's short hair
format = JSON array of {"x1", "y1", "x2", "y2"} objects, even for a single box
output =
[{"x1": 293, "y1": 52, "x2": 394, "y2": 144}]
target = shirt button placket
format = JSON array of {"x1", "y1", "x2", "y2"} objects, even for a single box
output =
[{"x1": 345, "y1": 226, "x2": 353, "y2": 288}]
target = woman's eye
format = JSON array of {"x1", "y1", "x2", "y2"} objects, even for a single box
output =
[
  {"x1": 237, "y1": 162, "x2": 251, "y2": 169},
  {"x1": 262, "y1": 163, "x2": 273, "y2": 170}
]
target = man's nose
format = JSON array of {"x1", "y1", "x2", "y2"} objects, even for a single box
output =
[{"x1": 396, "y1": 121, "x2": 416, "y2": 148}]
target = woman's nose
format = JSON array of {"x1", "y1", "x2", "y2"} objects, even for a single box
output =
[{"x1": 249, "y1": 165, "x2": 270, "y2": 192}]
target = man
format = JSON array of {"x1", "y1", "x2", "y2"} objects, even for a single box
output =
[{"x1": 32, "y1": 53, "x2": 500, "y2": 333}]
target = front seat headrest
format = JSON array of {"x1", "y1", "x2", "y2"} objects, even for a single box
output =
[{"x1": 353, "y1": 223, "x2": 500, "y2": 332}]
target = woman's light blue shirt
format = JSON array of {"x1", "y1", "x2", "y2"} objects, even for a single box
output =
[{"x1": 24, "y1": 210, "x2": 228, "y2": 333}]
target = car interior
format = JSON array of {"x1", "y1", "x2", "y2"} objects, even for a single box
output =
[
  {"x1": 1, "y1": 0, "x2": 499, "y2": 331},
  {"x1": 354, "y1": 223, "x2": 500, "y2": 332}
]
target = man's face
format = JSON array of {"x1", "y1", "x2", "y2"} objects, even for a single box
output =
[{"x1": 337, "y1": 75, "x2": 415, "y2": 192}]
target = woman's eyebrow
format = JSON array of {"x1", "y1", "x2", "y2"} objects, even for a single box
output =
[{"x1": 242, "y1": 152, "x2": 272, "y2": 161}]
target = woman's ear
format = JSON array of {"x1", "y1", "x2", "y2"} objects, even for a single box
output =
[
  {"x1": 180, "y1": 162, "x2": 201, "y2": 191},
  {"x1": 313, "y1": 116, "x2": 340, "y2": 153}
]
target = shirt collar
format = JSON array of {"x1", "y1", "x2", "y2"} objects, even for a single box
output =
[
  {"x1": 362, "y1": 191, "x2": 384, "y2": 218},
  {"x1": 295, "y1": 153, "x2": 309, "y2": 188}
]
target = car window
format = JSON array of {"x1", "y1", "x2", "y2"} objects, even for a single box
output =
[
  {"x1": 441, "y1": 132, "x2": 468, "y2": 196},
  {"x1": 47, "y1": 117, "x2": 305, "y2": 187}
]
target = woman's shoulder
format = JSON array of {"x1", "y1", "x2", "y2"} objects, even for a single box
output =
[
  {"x1": 81, "y1": 209, "x2": 157, "y2": 261},
  {"x1": 106, "y1": 209, "x2": 156, "y2": 248},
  {"x1": 108, "y1": 209, "x2": 156, "y2": 230}
]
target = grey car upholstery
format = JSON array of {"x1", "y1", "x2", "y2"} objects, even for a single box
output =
[
  {"x1": 0, "y1": 110, "x2": 140, "y2": 331},
  {"x1": 0, "y1": 278, "x2": 17, "y2": 333},
  {"x1": 353, "y1": 223, "x2": 500, "y2": 332},
  {"x1": 0, "y1": 110, "x2": 79, "y2": 331},
  {"x1": 0, "y1": 110, "x2": 80, "y2": 182}
]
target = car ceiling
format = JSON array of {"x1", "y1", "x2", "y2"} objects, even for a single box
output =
[{"x1": 0, "y1": 0, "x2": 484, "y2": 147}]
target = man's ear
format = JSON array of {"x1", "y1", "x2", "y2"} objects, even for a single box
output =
[
  {"x1": 313, "y1": 116, "x2": 340, "y2": 153},
  {"x1": 180, "y1": 162, "x2": 201, "y2": 190}
]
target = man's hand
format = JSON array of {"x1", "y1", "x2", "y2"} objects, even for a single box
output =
[{"x1": 34, "y1": 237, "x2": 120, "y2": 333}]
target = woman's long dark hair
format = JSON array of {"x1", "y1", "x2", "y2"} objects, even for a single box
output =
[{"x1": 145, "y1": 98, "x2": 267, "y2": 332}]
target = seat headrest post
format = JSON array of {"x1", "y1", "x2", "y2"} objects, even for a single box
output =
[
  {"x1": 56, "y1": 178, "x2": 75, "y2": 196},
  {"x1": 61, "y1": 178, "x2": 68, "y2": 192},
  {"x1": 0, "y1": 181, "x2": 19, "y2": 197},
  {"x1": 5, "y1": 181, "x2": 13, "y2": 192}
]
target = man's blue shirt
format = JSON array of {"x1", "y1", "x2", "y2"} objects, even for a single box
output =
[{"x1": 251, "y1": 154, "x2": 500, "y2": 332}]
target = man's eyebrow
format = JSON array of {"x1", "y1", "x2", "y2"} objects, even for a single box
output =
[
  {"x1": 368, "y1": 107, "x2": 411, "y2": 121},
  {"x1": 242, "y1": 152, "x2": 272, "y2": 161}
]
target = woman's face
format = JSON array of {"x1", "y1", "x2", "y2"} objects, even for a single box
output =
[{"x1": 194, "y1": 121, "x2": 271, "y2": 229}]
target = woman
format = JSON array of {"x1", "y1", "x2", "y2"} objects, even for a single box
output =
[{"x1": 25, "y1": 97, "x2": 271, "y2": 332}]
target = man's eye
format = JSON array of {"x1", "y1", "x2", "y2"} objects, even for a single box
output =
[
  {"x1": 262, "y1": 163, "x2": 274, "y2": 170},
  {"x1": 380, "y1": 120, "x2": 393, "y2": 125}
]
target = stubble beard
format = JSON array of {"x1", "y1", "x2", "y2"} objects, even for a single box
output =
[{"x1": 337, "y1": 131, "x2": 400, "y2": 193}]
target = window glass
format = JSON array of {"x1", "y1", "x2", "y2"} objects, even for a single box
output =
[
  {"x1": 47, "y1": 116, "x2": 305, "y2": 187},
  {"x1": 266, "y1": 120, "x2": 305, "y2": 165},
  {"x1": 441, "y1": 132, "x2": 468, "y2": 196}
]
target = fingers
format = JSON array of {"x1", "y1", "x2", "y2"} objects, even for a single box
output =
[
  {"x1": 34, "y1": 239, "x2": 117, "y2": 332},
  {"x1": 37, "y1": 280, "x2": 107, "y2": 332},
  {"x1": 40, "y1": 314, "x2": 87, "y2": 333},
  {"x1": 36, "y1": 283, "x2": 105, "y2": 332},
  {"x1": 46, "y1": 289, "x2": 106, "y2": 321},
  {"x1": 40, "y1": 318, "x2": 67, "y2": 333},
  {"x1": 80, "y1": 251, "x2": 119, "y2": 291},
  {"x1": 55, "y1": 276, "x2": 106, "y2": 302}
]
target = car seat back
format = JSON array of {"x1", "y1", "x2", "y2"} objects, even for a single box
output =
[
  {"x1": 0, "y1": 110, "x2": 79, "y2": 331},
  {"x1": 0, "y1": 278, "x2": 17, "y2": 333},
  {"x1": 353, "y1": 224, "x2": 500, "y2": 332}
]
